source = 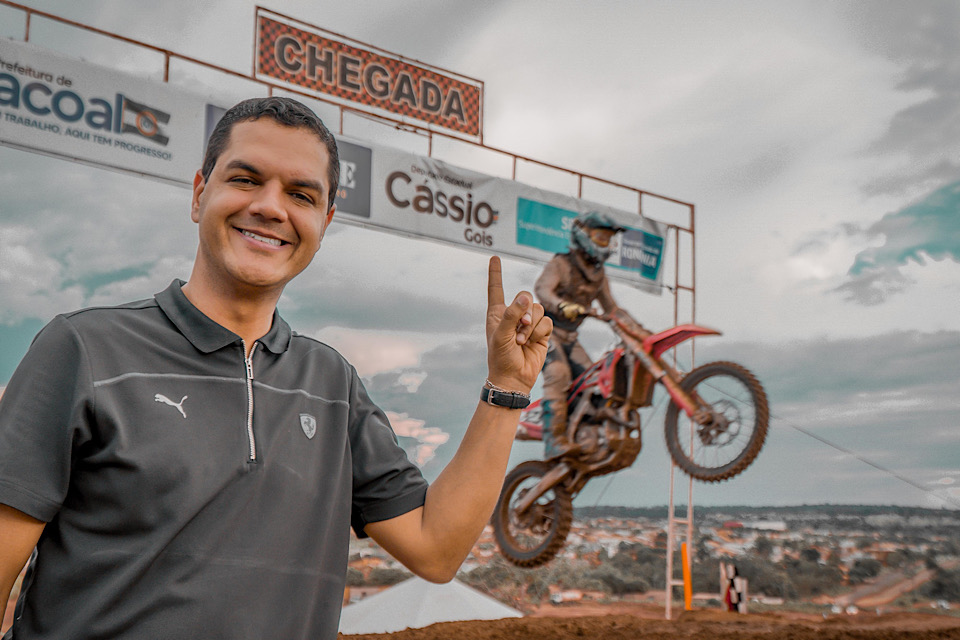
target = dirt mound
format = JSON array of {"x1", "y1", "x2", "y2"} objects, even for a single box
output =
[{"x1": 339, "y1": 609, "x2": 960, "y2": 640}]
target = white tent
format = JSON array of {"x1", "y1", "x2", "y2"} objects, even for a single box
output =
[{"x1": 338, "y1": 577, "x2": 523, "y2": 635}]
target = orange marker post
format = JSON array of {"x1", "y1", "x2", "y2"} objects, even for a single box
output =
[{"x1": 681, "y1": 542, "x2": 693, "y2": 611}]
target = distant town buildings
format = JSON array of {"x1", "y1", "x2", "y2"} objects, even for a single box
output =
[{"x1": 345, "y1": 505, "x2": 960, "y2": 612}]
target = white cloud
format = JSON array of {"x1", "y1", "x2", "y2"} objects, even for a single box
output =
[
  {"x1": 798, "y1": 390, "x2": 928, "y2": 427},
  {"x1": 0, "y1": 225, "x2": 85, "y2": 323},
  {"x1": 396, "y1": 371, "x2": 428, "y2": 393},
  {"x1": 85, "y1": 256, "x2": 196, "y2": 307},
  {"x1": 312, "y1": 326, "x2": 462, "y2": 377},
  {"x1": 924, "y1": 486, "x2": 960, "y2": 510},
  {"x1": 385, "y1": 411, "x2": 450, "y2": 467}
]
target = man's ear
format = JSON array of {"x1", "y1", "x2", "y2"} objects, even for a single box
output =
[
  {"x1": 316, "y1": 204, "x2": 337, "y2": 250},
  {"x1": 190, "y1": 170, "x2": 206, "y2": 223}
]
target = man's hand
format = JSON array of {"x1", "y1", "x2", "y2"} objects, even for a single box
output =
[
  {"x1": 364, "y1": 258, "x2": 553, "y2": 583},
  {"x1": 485, "y1": 257, "x2": 552, "y2": 394}
]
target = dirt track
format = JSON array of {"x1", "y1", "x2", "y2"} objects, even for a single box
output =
[{"x1": 339, "y1": 608, "x2": 960, "y2": 640}]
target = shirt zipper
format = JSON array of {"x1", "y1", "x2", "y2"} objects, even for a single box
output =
[{"x1": 242, "y1": 340, "x2": 259, "y2": 462}]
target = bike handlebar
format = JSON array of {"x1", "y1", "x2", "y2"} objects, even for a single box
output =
[{"x1": 580, "y1": 307, "x2": 650, "y2": 340}]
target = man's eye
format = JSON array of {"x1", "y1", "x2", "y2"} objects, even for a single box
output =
[
  {"x1": 291, "y1": 192, "x2": 314, "y2": 204},
  {"x1": 231, "y1": 176, "x2": 255, "y2": 185}
]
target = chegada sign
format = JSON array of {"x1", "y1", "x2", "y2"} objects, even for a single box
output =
[{"x1": 255, "y1": 7, "x2": 483, "y2": 137}]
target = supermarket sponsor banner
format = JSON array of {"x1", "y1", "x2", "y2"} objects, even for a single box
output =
[
  {"x1": 336, "y1": 137, "x2": 666, "y2": 293},
  {"x1": 256, "y1": 8, "x2": 482, "y2": 137},
  {"x1": 0, "y1": 38, "x2": 211, "y2": 185}
]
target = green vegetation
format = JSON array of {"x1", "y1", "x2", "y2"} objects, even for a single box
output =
[
  {"x1": 847, "y1": 558, "x2": 882, "y2": 584},
  {"x1": 345, "y1": 567, "x2": 365, "y2": 586},
  {"x1": 918, "y1": 567, "x2": 960, "y2": 602},
  {"x1": 732, "y1": 554, "x2": 844, "y2": 599},
  {"x1": 366, "y1": 567, "x2": 413, "y2": 586}
]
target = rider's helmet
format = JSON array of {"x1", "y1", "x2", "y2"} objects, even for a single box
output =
[{"x1": 570, "y1": 211, "x2": 626, "y2": 263}]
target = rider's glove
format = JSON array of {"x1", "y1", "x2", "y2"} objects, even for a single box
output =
[{"x1": 558, "y1": 301, "x2": 586, "y2": 321}]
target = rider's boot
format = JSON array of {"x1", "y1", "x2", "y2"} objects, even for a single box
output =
[
  {"x1": 543, "y1": 400, "x2": 580, "y2": 459},
  {"x1": 548, "y1": 435, "x2": 580, "y2": 459}
]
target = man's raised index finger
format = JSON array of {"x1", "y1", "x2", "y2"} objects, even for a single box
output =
[{"x1": 487, "y1": 256, "x2": 505, "y2": 308}]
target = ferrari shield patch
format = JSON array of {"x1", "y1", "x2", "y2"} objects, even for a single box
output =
[{"x1": 299, "y1": 413, "x2": 317, "y2": 439}]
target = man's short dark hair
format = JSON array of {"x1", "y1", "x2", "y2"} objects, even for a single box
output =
[{"x1": 201, "y1": 97, "x2": 341, "y2": 207}]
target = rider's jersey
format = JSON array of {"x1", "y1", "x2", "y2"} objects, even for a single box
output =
[{"x1": 535, "y1": 250, "x2": 618, "y2": 333}]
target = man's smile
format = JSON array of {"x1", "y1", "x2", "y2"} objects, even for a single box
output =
[{"x1": 237, "y1": 227, "x2": 288, "y2": 247}]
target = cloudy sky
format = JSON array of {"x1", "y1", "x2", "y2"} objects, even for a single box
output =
[{"x1": 1, "y1": 0, "x2": 958, "y2": 509}]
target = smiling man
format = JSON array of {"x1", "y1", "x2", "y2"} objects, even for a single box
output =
[{"x1": 0, "y1": 97, "x2": 551, "y2": 640}]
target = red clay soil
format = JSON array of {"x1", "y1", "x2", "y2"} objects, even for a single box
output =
[{"x1": 338, "y1": 608, "x2": 960, "y2": 640}]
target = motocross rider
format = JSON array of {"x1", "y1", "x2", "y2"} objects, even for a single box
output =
[{"x1": 535, "y1": 211, "x2": 627, "y2": 459}]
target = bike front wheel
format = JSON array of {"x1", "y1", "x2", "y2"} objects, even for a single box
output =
[
  {"x1": 664, "y1": 361, "x2": 769, "y2": 482},
  {"x1": 492, "y1": 460, "x2": 573, "y2": 568}
]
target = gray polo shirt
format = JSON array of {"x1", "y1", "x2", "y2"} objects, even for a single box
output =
[{"x1": 0, "y1": 280, "x2": 428, "y2": 640}]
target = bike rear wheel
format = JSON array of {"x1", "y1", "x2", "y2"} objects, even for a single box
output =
[
  {"x1": 664, "y1": 361, "x2": 768, "y2": 482},
  {"x1": 492, "y1": 460, "x2": 573, "y2": 568}
]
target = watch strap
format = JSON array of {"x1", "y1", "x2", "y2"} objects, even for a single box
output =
[{"x1": 481, "y1": 386, "x2": 531, "y2": 410}]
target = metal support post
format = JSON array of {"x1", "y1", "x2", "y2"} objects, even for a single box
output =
[{"x1": 665, "y1": 463, "x2": 694, "y2": 619}]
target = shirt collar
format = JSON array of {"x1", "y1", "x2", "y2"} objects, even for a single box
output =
[{"x1": 155, "y1": 280, "x2": 292, "y2": 354}]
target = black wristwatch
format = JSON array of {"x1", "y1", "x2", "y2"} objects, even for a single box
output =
[{"x1": 481, "y1": 386, "x2": 531, "y2": 410}]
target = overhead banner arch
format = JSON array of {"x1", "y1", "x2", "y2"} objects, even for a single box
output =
[{"x1": 0, "y1": 36, "x2": 664, "y2": 293}]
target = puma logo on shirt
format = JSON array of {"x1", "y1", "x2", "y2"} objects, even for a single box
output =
[{"x1": 154, "y1": 394, "x2": 188, "y2": 419}]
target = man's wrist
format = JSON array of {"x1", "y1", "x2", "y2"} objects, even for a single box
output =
[
  {"x1": 484, "y1": 376, "x2": 531, "y2": 395},
  {"x1": 481, "y1": 379, "x2": 531, "y2": 410}
]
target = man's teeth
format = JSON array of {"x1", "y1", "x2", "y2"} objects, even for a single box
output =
[{"x1": 241, "y1": 230, "x2": 282, "y2": 246}]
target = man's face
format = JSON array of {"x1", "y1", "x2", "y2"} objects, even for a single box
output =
[{"x1": 190, "y1": 119, "x2": 336, "y2": 295}]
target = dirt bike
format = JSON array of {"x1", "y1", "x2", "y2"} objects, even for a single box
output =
[{"x1": 492, "y1": 308, "x2": 769, "y2": 568}]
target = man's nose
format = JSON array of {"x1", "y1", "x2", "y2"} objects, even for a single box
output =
[{"x1": 248, "y1": 182, "x2": 287, "y2": 220}]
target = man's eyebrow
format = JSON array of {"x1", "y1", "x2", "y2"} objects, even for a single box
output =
[
  {"x1": 225, "y1": 160, "x2": 261, "y2": 175},
  {"x1": 289, "y1": 177, "x2": 325, "y2": 194},
  {"x1": 225, "y1": 159, "x2": 324, "y2": 194}
]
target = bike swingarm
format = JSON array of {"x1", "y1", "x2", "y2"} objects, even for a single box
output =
[{"x1": 513, "y1": 462, "x2": 572, "y2": 516}]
